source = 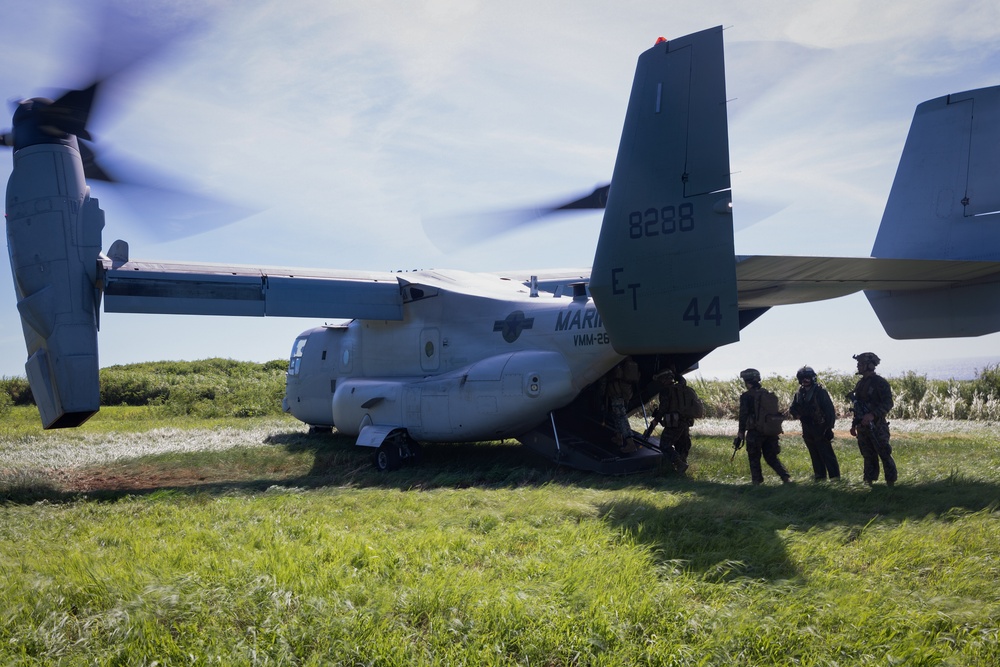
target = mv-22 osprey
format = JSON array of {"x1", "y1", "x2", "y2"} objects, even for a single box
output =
[{"x1": 5, "y1": 26, "x2": 1000, "y2": 473}]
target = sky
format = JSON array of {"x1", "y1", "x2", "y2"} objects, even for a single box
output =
[{"x1": 3, "y1": 0, "x2": 1000, "y2": 381}]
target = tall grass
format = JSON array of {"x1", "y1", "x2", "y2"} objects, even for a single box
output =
[
  {"x1": 692, "y1": 364, "x2": 1000, "y2": 421},
  {"x1": 2, "y1": 417, "x2": 1000, "y2": 664},
  {"x1": 5, "y1": 361, "x2": 1000, "y2": 423}
]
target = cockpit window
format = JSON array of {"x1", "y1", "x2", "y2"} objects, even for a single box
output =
[{"x1": 288, "y1": 336, "x2": 308, "y2": 375}]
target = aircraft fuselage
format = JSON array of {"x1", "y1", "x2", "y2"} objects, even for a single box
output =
[{"x1": 283, "y1": 270, "x2": 623, "y2": 441}]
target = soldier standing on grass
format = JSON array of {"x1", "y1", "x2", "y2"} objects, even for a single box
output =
[
  {"x1": 849, "y1": 352, "x2": 897, "y2": 487},
  {"x1": 789, "y1": 365, "x2": 840, "y2": 481},
  {"x1": 736, "y1": 368, "x2": 792, "y2": 485},
  {"x1": 644, "y1": 368, "x2": 704, "y2": 473}
]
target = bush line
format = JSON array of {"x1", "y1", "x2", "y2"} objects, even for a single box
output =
[{"x1": 2, "y1": 360, "x2": 999, "y2": 421}]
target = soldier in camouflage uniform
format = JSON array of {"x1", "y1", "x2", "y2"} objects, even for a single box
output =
[
  {"x1": 644, "y1": 368, "x2": 704, "y2": 472},
  {"x1": 602, "y1": 358, "x2": 640, "y2": 454},
  {"x1": 736, "y1": 368, "x2": 792, "y2": 485},
  {"x1": 789, "y1": 365, "x2": 840, "y2": 481},
  {"x1": 848, "y1": 352, "x2": 897, "y2": 487}
]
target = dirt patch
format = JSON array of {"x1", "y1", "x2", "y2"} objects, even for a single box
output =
[{"x1": 60, "y1": 465, "x2": 223, "y2": 493}]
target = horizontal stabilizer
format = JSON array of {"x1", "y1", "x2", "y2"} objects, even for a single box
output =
[{"x1": 735, "y1": 255, "x2": 1000, "y2": 309}]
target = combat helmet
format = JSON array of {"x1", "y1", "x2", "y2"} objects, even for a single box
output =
[
  {"x1": 796, "y1": 365, "x2": 817, "y2": 384},
  {"x1": 739, "y1": 368, "x2": 761, "y2": 384},
  {"x1": 853, "y1": 352, "x2": 881, "y2": 372},
  {"x1": 654, "y1": 368, "x2": 676, "y2": 383}
]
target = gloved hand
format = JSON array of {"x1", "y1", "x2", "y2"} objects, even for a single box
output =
[{"x1": 824, "y1": 427, "x2": 834, "y2": 441}]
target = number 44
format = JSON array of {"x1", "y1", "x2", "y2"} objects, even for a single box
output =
[{"x1": 683, "y1": 296, "x2": 722, "y2": 326}]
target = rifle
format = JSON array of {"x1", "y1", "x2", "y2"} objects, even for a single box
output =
[
  {"x1": 846, "y1": 391, "x2": 874, "y2": 431},
  {"x1": 642, "y1": 414, "x2": 662, "y2": 439},
  {"x1": 730, "y1": 435, "x2": 745, "y2": 462}
]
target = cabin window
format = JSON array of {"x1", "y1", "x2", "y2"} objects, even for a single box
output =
[{"x1": 288, "y1": 336, "x2": 308, "y2": 376}]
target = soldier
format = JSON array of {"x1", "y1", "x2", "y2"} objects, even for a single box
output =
[
  {"x1": 735, "y1": 368, "x2": 792, "y2": 485},
  {"x1": 644, "y1": 368, "x2": 704, "y2": 472},
  {"x1": 788, "y1": 365, "x2": 840, "y2": 481},
  {"x1": 602, "y1": 358, "x2": 640, "y2": 454},
  {"x1": 848, "y1": 352, "x2": 897, "y2": 487}
]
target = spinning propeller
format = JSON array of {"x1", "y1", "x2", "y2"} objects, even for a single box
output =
[
  {"x1": 423, "y1": 180, "x2": 781, "y2": 253},
  {"x1": 1, "y1": 2, "x2": 252, "y2": 241},
  {"x1": 423, "y1": 183, "x2": 611, "y2": 252}
]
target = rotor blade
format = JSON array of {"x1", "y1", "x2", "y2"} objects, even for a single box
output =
[
  {"x1": 86, "y1": 149, "x2": 258, "y2": 241},
  {"x1": 79, "y1": 140, "x2": 116, "y2": 182},
  {"x1": 423, "y1": 183, "x2": 611, "y2": 252},
  {"x1": 552, "y1": 183, "x2": 610, "y2": 211},
  {"x1": 44, "y1": 84, "x2": 98, "y2": 139},
  {"x1": 107, "y1": 183, "x2": 260, "y2": 242},
  {"x1": 731, "y1": 197, "x2": 790, "y2": 232},
  {"x1": 35, "y1": 2, "x2": 202, "y2": 142}
]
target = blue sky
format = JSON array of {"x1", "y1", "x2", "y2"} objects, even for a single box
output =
[{"x1": 3, "y1": 0, "x2": 1000, "y2": 380}]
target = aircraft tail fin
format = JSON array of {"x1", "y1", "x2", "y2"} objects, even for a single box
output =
[
  {"x1": 589, "y1": 27, "x2": 739, "y2": 354},
  {"x1": 867, "y1": 85, "x2": 1000, "y2": 338}
]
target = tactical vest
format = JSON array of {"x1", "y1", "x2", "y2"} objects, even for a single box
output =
[{"x1": 794, "y1": 388, "x2": 826, "y2": 425}]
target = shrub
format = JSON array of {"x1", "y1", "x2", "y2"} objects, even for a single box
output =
[
  {"x1": 100, "y1": 369, "x2": 171, "y2": 406},
  {"x1": 970, "y1": 363, "x2": 1000, "y2": 400},
  {"x1": 4, "y1": 358, "x2": 1000, "y2": 422},
  {"x1": 0, "y1": 376, "x2": 33, "y2": 406}
]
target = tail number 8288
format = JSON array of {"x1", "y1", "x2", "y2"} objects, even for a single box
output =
[{"x1": 628, "y1": 203, "x2": 694, "y2": 238}]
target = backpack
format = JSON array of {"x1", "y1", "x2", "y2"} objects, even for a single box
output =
[
  {"x1": 685, "y1": 386, "x2": 706, "y2": 420},
  {"x1": 754, "y1": 388, "x2": 784, "y2": 436},
  {"x1": 657, "y1": 384, "x2": 705, "y2": 425}
]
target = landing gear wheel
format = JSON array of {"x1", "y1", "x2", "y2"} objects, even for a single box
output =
[{"x1": 374, "y1": 443, "x2": 401, "y2": 472}]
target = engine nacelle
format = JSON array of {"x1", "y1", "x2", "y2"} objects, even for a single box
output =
[
  {"x1": 6, "y1": 143, "x2": 104, "y2": 427},
  {"x1": 332, "y1": 350, "x2": 575, "y2": 442}
]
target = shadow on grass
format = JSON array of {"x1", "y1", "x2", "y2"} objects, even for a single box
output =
[
  {"x1": 4, "y1": 429, "x2": 999, "y2": 583},
  {"x1": 597, "y1": 477, "x2": 1000, "y2": 582}
]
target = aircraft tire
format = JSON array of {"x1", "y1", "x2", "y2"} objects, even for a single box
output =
[{"x1": 374, "y1": 443, "x2": 401, "y2": 472}]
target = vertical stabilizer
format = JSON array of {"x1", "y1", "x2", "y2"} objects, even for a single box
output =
[
  {"x1": 589, "y1": 27, "x2": 738, "y2": 354},
  {"x1": 867, "y1": 85, "x2": 1000, "y2": 338}
]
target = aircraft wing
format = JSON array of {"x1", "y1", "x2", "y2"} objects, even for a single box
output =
[
  {"x1": 100, "y1": 257, "x2": 404, "y2": 320},
  {"x1": 736, "y1": 255, "x2": 1000, "y2": 309}
]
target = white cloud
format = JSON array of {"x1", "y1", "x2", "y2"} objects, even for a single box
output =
[{"x1": 2, "y1": 0, "x2": 1000, "y2": 379}]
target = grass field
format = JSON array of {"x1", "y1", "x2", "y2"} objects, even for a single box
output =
[{"x1": 2, "y1": 407, "x2": 999, "y2": 665}]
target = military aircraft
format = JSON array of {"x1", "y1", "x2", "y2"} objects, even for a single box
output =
[{"x1": 5, "y1": 25, "x2": 1000, "y2": 473}]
